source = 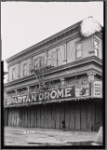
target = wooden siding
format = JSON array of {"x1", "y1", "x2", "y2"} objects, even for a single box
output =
[
  {"x1": 4, "y1": 101, "x2": 102, "y2": 131},
  {"x1": 83, "y1": 35, "x2": 93, "y2": 58},
  {"x1": 66, "y1": 37, "x2": 81, "y2": 63},
  {"x1": 94, "y1": 35, "x2": 102, "y2": 59},
  {"x1": 7, "y1": 35, "x2": 95, "y2": 83}
]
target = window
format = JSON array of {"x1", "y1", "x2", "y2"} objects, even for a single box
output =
[
  {"x1": 23, "y1": 63, "x2": 27, "y2": 76},
  {"x1": 76, "y1": 42, "x2": 82, "y2": 58},
  {"x1": 12, "y1": 68, "x2": 16, "y2": 80},
  {"x1": 47, "y1": 46, "x2": 65, "y2": 67},
  {"x1": 94, "y1": 38, "x2": 99, "y2": 57},
  {"x1": 34, "y1": 58, "x2": 40, "y2": 69},
  {"x1": 57, "y1": 47, "x2": 65, "y2": 66},
  {"x1": 40, "y1": 56, "x2": 45, "y2": 67},
  {"x1": 53, "y1": 50, "x2": 58, "y2": 66},
  {"x1": 48, "y1": 50, "x2": 56, "y2": 67}
]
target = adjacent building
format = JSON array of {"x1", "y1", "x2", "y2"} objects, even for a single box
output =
[{"x1": 4, "y1": 17, "x2": 103, "y2": 131}]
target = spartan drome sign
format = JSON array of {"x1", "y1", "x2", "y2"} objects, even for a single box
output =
[{"x1": 5, "y1": 83, "x2": 91, "y2": 106}]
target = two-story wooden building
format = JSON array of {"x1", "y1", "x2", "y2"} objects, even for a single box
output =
[{"x1": 4, "y1": 16, "x2": 103, "y2": 131}]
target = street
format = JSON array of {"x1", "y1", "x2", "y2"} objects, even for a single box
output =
[{"x1": 3, "y1": 127, "x2": 98, "y2": 146}]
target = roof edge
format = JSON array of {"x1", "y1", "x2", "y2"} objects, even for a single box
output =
[{"x1": 6, "y1": 20, "x2": 81, "y2": 63}]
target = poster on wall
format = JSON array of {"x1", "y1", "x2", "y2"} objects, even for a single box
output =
[
  {"x1": 75, "y1": 83, "x2": 90, "y2": 97},
  {"x1": 93, "y1": 81, "x2": 102, "y2": 98}
]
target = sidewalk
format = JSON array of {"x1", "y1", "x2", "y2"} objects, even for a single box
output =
[{"x1": 4, "y1": 127, "x2": 98, "y2": 146}]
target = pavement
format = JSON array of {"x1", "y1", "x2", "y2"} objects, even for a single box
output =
[{"x1": 4, "y1": 126, "x2": 98, "y2": 146}]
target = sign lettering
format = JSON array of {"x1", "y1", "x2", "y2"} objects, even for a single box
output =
[
  {"x1": 93, "y1": 81, "x2": 102, "y2": 98},
  {"x1": 5, "y1": 83, "x2": 91, "y2": 106}
]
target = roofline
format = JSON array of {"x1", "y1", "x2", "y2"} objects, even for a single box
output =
[
  {"x1": 6, "y1": 16, "x2": 103, "y2": 64},
  {"x1": 6, "y1": 20, "x2": 82, "y2": 63}
]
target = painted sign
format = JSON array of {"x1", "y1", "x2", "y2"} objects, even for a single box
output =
[
  {"x1": 93, "y1": 81, "x2": 102, "y2": 98},
  {"x1": 75, "y1": 84, "x2": 90, "y2": 97},
  {"x1": 5, "y1": 83, "x2": 90, "y2": 106}
]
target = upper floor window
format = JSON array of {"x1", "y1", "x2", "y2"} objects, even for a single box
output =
[
  {"x1": 12, "y1": 68, "x2": 16, "y2": 80},
  {"x1": 34, "y1": 58, "x2": 40, "y2": 69},
  {"x1": 40, "y1": 55, "x2": 46, "y2": 67},
  {"x1": 47, "y1": 46, "x2": 65, "y2": 67},
  {"x1": 48, "y1": 50, "x2": 57, "y2": 67},
  {"x1": 94, "y1": 38, "x2": 99, "y2": 57},
  {"x1": 34, "y1": 54, "x2": 47, "y2": 70},
  {"x1": 23, "y1": 63, "x2": 27, "y2": 76},
  {"x1": 76, "y1": 41, "x2": 82, "y2": 59}
]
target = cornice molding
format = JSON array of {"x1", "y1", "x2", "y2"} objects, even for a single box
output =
[
  {"x1": 4, "y1": 96, "x2": 100, "y2": 108},
  {"x1": 6, "y1": 22, "x2": 81, "y2": 64},
  {"x1": 8, "y1": 32, "x2": 80, "y2": 67},
  {"x1": 5, "y1": 56, "x2": 102, "y2": 89}
]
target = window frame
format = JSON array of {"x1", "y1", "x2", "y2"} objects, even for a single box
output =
[
  {"x1": 40, "y1": 55, "x2": 46, "y2": 67},
  {"x1": 12, "y1": 67, "x2": 16, "y2": 80},
  {"x1": 23, "y1": 63, "x2": 27, "y2": 77},
  {"x1": 47, "y1": 49, "x2": 57, "y2": 67},
  {"x1": 34, "y1": 57, "x2": 40, "y2": 69},
  {"x1": 94, "y1": 37, "x2": 99, "y2": 57},
  {"x1": 75, "y1": 41, "x2": 83, "y2": 59},
  {"x1": 55, "y1": 48, "x2": 59, "y2": 66}
]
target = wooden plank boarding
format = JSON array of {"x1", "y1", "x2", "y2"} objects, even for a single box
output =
[
  {"x1": 60, "y1": 103, "x2": 64, "y2": 129},
  {"x1": 75, "y1": 102, "x2": 80, "y2": 130},
  {"x1": 40, "y1": 105, "x2": 44, "y2": 128},
  {"x1": 34, "y1": 106, "x2": 37, "y2": 127},
  {"x1": 56, "y1": 105, "x2": 60, "y2": 129},
  {"x1": 81, "y1": 102, "x2": 87, "y2": 130},
  {"x1": 47, "y1": 105, "x2": 51, "y2": 128},
  {"x1": 91, "y1": 102, "x2": 95, "y2": 130},
  {"x1": 69, "y1": 102, "x2": 75, "y2": 130},
  {"x1": 87, "y1": 102, "x2": 92, "y2": 131},
  {"x1": 13, "y1": 109, "x2": 16, "y2": 126},
  {"x1": 36, "y1": 107, "x2": 40, "y2": 128},
  {"x1": 16, "y1": 108, "x2": 19, "y2": 127},
  {"x1": 24, "y1": 108, "x2": 27, "y2": 127},
  {"x1": 30, "y1": 107, "x2": 33, "y2": 127},
  {"x1": 43, "y1": 105, "x2": 47, "y2": 128},
  {"x1": 65, "y1": 103, "x2": 70, "y2": 130},
  {"x1": 51, "y1": 104, "x2": 56, "y2": 129},
  {"x1": 50, "y1": 105, "x2": 55, "y2": 129}
]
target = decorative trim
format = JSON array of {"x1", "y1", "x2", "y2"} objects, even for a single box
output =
[
  {"x1": 6, "y1": 22, "x2": 81, "y2": 63},
  {"x1": 4, "y1": 56, "x2": 102, "y2": 90},
  {"x1": 4, "y1": 96, "x2": 100, "y2": 108},
  {"x1": 8, "y1": 33, "x2": 80, "y2": 67}
]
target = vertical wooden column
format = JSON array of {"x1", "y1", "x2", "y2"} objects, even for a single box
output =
[
  {"x1": 29, "y1": 56, "x2": 34, "y2": 72},
  {"x1": 81, "y1": 102, "x2": 87, "y2": 131},
  {"x1": 87, "y1": 102, "x2": 92, "y2": 131},
  {"x1": 60, "y1": 77, "x2": 65, "y2": 87},
  {"x1": 75, "y1": 102, "x2": 81, "y2": 130},
  {"x1": 69, "y1": 102, "x2": 75, "y2": 130},
  {"x1": 64, "y1": 43, "x2": 67, "y2": 64},
  {"x1": 87, "y1": 71, "x2": 96, "y2": 97},
  {"x1": 87, "y1": 71, "x2": 96, "y2": 81},
  {"x1": 14, "y1": 89, "x2": 17, "y2": 96},
  {"x1": 27, "y1": 85, "x2": 30, "y2": 93},
  {"x1": 65, "y1": 103, "x2": 70, "y2": 130},
  {"x1": 18, "y1": 61, "x2": 21, "y2": 78},
  {"x1": 7, "y1": 66, "x2": 9, "y2": 82}
]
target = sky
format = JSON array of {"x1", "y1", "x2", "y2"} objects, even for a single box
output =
[{"x1": 1, "y1": 1, "x2": 103, "y2": 82}]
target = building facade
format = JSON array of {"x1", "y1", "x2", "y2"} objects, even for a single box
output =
[{"x1": 4, "y1": 17, "x2": 103, "y2": 131}]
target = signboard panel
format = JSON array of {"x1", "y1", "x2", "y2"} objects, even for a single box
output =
[
  {"x1": 93, "y1": 81, "x2": 102, "y2": 98},
  {"x1": 5, "y1": 83, "x2": 90, "y2": 106},
  {"x1": 75, "y1": 84, "x2": 90, "y2": 97}
]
